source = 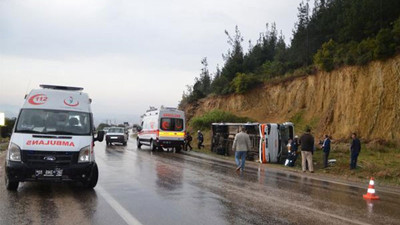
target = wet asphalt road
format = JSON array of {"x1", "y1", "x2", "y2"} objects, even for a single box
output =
[{"x1": 1, "y1": 136, "x2": 400, "y2": 225}]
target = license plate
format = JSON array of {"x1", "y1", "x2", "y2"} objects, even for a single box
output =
[
  {"x1": 111, "y1": 137, "x2": 118, "y2": 139},
  {"x1": 35, "y1": 169, "x2": 63, "y2": 177}
]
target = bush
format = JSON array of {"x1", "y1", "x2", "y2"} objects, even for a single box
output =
[
  {"x1": 230, "y1": 73, "x2": 259, "y2": 94},
  {"x1": 189, "y1": 110, "x2": 251, "y2": 130},
  {"x1": 393, "y1": 16, "x2": 400, "y2": 49},
  {"x1": 313, "y1": 39, "x2": 337, "y2": 72},
  {"x1": 356, "y1": 38, "x2": 377, "y2": 65},
  {"x1": 0, "y1": 118, "x2": 16, "y2": 138},
  {"x1": 374, "y1": 28, "x2": 395, "y2": 58},
  {"x1": 343, "y1": 41, "x2": 358, "y2": 65},
  {"x1": 211, "y1": 75, "x2": 231, "y2": 95},
  {"x1": 260, "y1": 60, "x2": 287, "y2": 79}
]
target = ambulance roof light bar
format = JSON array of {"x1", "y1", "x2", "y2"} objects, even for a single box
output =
[{"x1": 39, "y1": 84, "x2": 84, "y2": 91}]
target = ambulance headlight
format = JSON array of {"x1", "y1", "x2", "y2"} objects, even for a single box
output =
[
  {"x1": 78, "y1": 146, "x2": 91, "y2": 163},
  {"x1": 8, "y1": 143, "x2": 21, "y2": 162}
]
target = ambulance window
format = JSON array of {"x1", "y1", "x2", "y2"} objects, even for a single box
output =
[
  {"x1": 160, "y1": 118, "x2": 184, "y2": 131},
  {"x1": 144, "y1": 118, "x2": 149, "y2": 130},
  {"x1": 175, "y1": 119, "x2": 183, "y2": 131},
  {"x1": 161, "y1": 118, "x2": 171, "y2": 130},
  {"x1": 15, "y1": 109, "x2": 91, "y2": 135}
]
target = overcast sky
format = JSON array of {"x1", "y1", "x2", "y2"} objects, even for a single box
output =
[{"x1": 0, "y1": 0, "x2": 309, "y2": 124}]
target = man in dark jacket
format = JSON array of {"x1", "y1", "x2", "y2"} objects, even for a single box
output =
[
  {"x1": 197, "y1": 130, "x2": 205, "y2": 149},
  {"x1": 322, "y1": 135, "x2": 331, "y2": 168},
  {"x1": 350, "y1": 133, "x2": 361, "y2": 169},
  {"x1": 184, "y1": 132, "x2": 193, "y2": 151},
  {"x1": 300, "y1": 128, "x2": 315, "y2": 173}
]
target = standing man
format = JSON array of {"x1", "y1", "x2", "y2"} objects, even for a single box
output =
[
  {"x1": 232, "y1": 127, "x2": 251, "y2": 171},
  {"x1": 350, "y1": 133, "x2": 361, "y2": 170},
  {"x1": 197, "y1": 130, "x2": 204, "y2": 149},
  {"x1": 322, "y1": 135, "x2": 331, "y2": 168},
  {"x1": 300, "y1": 128, "x2": 315, "y2": 173}
]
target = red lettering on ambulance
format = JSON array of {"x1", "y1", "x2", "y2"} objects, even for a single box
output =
[{"x1": 25, "y1": 140, "x2": 75, "y2": 147}]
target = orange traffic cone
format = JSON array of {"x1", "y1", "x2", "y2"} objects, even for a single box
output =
[{"x1": 363, "y1": 177, "x2": 380, "y2": 200}]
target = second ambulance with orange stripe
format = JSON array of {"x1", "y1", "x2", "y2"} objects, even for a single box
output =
[{"x1": 137, "y1": 106, "x2": 185, "y2": 152}]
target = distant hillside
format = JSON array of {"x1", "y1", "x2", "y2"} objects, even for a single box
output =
[{"x1": 183, "y1": 55, "x2": 400, "y2": 142}]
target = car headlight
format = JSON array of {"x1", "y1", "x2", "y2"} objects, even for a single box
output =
[
  {"x1": 8, "y1": 143, "x2": 21, "y2": 162},
  {"x1": 78, "y1": 145, "x2": 91, "y2": 163}
]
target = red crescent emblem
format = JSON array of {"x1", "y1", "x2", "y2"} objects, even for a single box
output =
[
  {"x1": 28, "y1": 94, "x2": 47, "y2": 105},
  {"x1": 64, "y1": 99, "x2": 79, "y2": 107}
]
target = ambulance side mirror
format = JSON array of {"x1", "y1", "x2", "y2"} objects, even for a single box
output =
[{"x1": 95, "y1": 130, "x2": 105, "y2": 142}]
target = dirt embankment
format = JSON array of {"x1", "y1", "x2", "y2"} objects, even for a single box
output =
[{"x1": 184, "y1": 56, "x2": 400, "y2": 142}]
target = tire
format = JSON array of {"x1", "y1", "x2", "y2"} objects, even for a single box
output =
[
  {"x1": 175, "y1": 146, "x2": 182, "y2": 153},
  {"x1": 5, "y1": 174, "x2": 19, "y2": 191},
  {"x1": 150, "y1": 140, "x2": 156, "y2": 151},
  {"x1": 85, "y1": 163, "x2": 99, "y2": 189},
  {"x1": 137, "y1": 138, "x2": 142, "y2": 149}
]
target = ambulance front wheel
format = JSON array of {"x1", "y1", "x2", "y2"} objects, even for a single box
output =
[
  {"x1": 5, "y1": 173, "x2": 19, "y2": 191},
  {"x1": 85, "y1": 163, "x2": 99, "y2": 189},
  {"x1": 137, "y1": 139, "x2": 142, "y2": 149}
]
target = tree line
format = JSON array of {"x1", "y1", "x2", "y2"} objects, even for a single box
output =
[{"x1": 179, "y1": 0, "x2": 400, "y2": 108}]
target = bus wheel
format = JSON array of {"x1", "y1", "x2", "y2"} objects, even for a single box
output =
[{"x1": 175, "y1": 146, "x2": 182, "y2": 153}]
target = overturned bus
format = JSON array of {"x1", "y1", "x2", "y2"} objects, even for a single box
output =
[
  {"x1": 211, "y1": 122, "x2": 294, "y2": 163},
  {"x1": 211, "y1": 123, "x2": 260, "y2": 160}
]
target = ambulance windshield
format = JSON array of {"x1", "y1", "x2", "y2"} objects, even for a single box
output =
[
  {"x1": 160, "y1": 118, "x2": 184, "y2": 131},
  {"x1": 15, "y1": 109, "x2": 92, "y2": 135}
]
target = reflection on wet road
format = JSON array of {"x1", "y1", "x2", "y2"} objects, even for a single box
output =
[{"x1": 0, "y1": 137, "x2": 399, "y2": 225}]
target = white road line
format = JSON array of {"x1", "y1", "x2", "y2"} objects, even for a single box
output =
[{"x1": 96, "y1": 185, "x2": 144, "y2": 225}]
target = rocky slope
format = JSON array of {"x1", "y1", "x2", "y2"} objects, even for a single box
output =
[{"x1": 183, "y1": 56, "x2": 400, "y2": 142}]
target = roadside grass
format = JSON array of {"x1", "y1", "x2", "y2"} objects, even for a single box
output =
[
  {"x1": 316, "y1": 141, "x2": 400, "y2": 186},
  {"x1": 270, "y1": 141, "x2": 400, "y2": 186}
]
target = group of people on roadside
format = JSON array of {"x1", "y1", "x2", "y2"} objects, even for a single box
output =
[
  {"x1": 186, "y1": 126, "x2": 362, "y2": 173},
  {"x1": 184, "y1": 130, "x2": 205, "y2": 151},
  {"x1": 288, "y1": 128, "x2": 362, "y2": 172}
]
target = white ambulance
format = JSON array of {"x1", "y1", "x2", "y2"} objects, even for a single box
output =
[
  {"x1": 137, "y1": 107, "x2": 185, "y2": 152},
  {"x1": 4, "y1": 85, "x2": 105, "y2": 190}
]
